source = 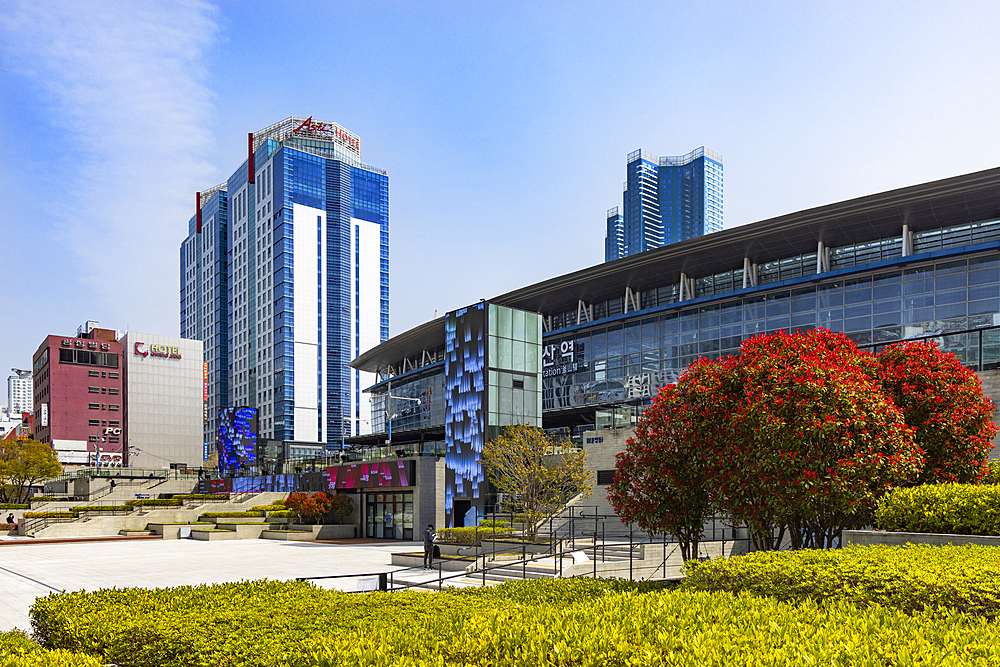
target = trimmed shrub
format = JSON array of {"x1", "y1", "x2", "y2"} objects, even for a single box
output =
[
  {"x1": 1, "y1": 523, "x2": 15, "y2": 530},
  {"x1": 0, "y1": 630, "x2": 102, "y2": 667},
  {"x1": 23, "y1": 512, "x2": 76, "y2": 519},
  {"x1": 478, "y1": 519, "x2": 509, "y2": 528},
  {"x1": 875, "y1": 483, "x2": 1000, "y2": 535},
  {"x1": 27, "y1": 578, "x2": 1000, "y2": 666},
  {"x1": 681, "y1": 544, "x2": 1000, "y2": 617},
  {"x1": 71, "y1": 505, "x2": 133, "y2": 513},
  {"x1": 199, "y1": 511, "x2": 264, "y2": 518},
  {"x1": 251, "y1": 505, "x2": 287, "y2": 511},
  {"x1": 267, "y1": 510, "x2": 295, "y2": 518},
  {"x1": 983, "y1": 459, "x2": 1000, "y2": 485},
  {"x1": 436, "y1": 526, "x2": 515, "y2": 545},
  {"x1": 173, "y1": 493, "x2": 230, "y2": 500},
  {"x1": 125, "y1": 499, "x2": 182, "y2": 507},
  {"x1": 0, "y1": 504, "x2": 29, "y2": 510}
]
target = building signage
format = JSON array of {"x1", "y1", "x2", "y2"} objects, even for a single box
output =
[
  {"x1": 203, "y1": 362, "x2": 209, "y2": 425},
  {"x1": 103, "y1": 427, "x2": 122, "y2": 435},
  {"x1": 62, "y1": 339, "x2": 109, "y2": 350},
  {"x1": 542, "y1": 340, "x2": 580, "y2": 377},
  {"x1": 292, "y1": 116, "x2": 361, "y2": 153},
  {"x1": 545, "y1": 368, "x2": 680, "y2": 411},
  {"x1": 89, "y1": 452, "x2": 123, "y2": 467},
  {"x1": 324, "y1": 461, "x2": 416, "y2": 490},
  {"x1": 40, "y1": 402, "x2": 48, "y2": 427},
  {"x1": 133, "y1": 342, "x2": 181, "y2": 359}
]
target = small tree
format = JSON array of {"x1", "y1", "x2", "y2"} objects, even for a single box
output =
[
  {"x1": 482, "y1": 424, "x2": 594, "y2": 540},
  {"x1": 608, "y1": 366, "x2": 721, "y2": 561},
  {"x1": 0, "y1": 439, "x2": 62, "y2": 504},
  {"x1": 876, "y1": 339, "x2": 998, "y2": 484},
  {"x1": 283, "y1": 492, "x2": 333, "y2": 524},
  {"x1": 329, "y1": 493, "x2": 354, "y2": 524}
]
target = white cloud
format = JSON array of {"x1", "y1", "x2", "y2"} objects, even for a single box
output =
[{"x1": 0, "y1": 0, "x2": 219, "y2": 334}]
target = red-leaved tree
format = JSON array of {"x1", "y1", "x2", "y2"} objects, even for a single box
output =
[
  {"x1": 607, "y1": 359, "x2": 731, "y2": 561},
  {"x1": 719, "y1": 329, "x2": 923, "y2": 549},
  {"x1": 875, "y1": 339, "x2": 997, "y2": 485}
]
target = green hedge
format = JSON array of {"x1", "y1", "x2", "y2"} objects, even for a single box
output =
[
  {"x1": 25, "y1": 577, "x2": 1000, "y2": 666},
  {"x1": 0, "y1": 630, "x2": 102, "y2": 667},
  {"x1": 125, "y1": 499, "x2": 182, "y2": 507},
  {"x1": 267, "y1": 509, "x2": 295, "y2": 518},
  {"x1": 252, "y1": 505, "x2": 287, "y2": 511},
  {"x1": 71, "y1": 505, "x2": 133, "y2": 513},
  {"x1": 681, "y1": 544, "x2": 1000, "y2": 617},
  {"x1": 28, "y1": 497, "x2": 74, "y2": 503},
  {"x1": 984, "y1": 460, "x2": 1000, "y2": 485},
  {"x1": 436, "y1": 526, "x2": 515, "y2": 545},
  {"x1": 0, "y1": 504, "x2": 29, "y2": 510},
  {"x1": 199, "y1": 511, "x2": 264, "y2": 518},
  {"x1": 23, "y1": 512, "x2": 77, "y2": 519},
  {"x1": 875, "y1": 483, "x2": 1000, "y2": 535},
  {"x1": 173, "y1": 493, "x2": 230, "y2": 500},
  {"x1": 477, "y1": 518, "x2": 509, "y2": 527},
  {"x1": 1, "y1": 523, "x2": 15, "y2": 530}
]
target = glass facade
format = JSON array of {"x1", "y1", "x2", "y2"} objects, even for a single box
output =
[
  {"x1": 366, "y1": 491, "x2": 413, "y2": 540},
  {"x1": 608, "y1": 147, "x2": 723, "y2": 261},
  {"x1": 487, "y1": 303, "x2": 542, "y2": 430},
  {"x1": 542, "y1": 251, "x2": 1000, "y2": 411}
]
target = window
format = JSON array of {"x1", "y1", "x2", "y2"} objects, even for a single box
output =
[
  {"x1": 89, "y1": 386, "x2": 100, "y2": 393},
  {"x1": 88, "y1": 419, "x2": 100, "y2": 426},
  {"x1": 89, "y1": 370, "x2": 100, "y2": 377},
  {"x1": 108, "y1": 388, "x2": 119, "y2": 395},
  {"x1": 101, "y1": 388, "x2": 107, "y2": 394},
  {"x1": 108, "y1": 372, "x2": 119, "y2": 379},
  {"x1": 109, "y1": 420, "x2": 119, "y2": 426},
  {"x1": 109, "y1": 404, "x2": 120, "y2": 411},
  {"x1": 89, "y1": 403, "x2": 100, "y2": 410}
]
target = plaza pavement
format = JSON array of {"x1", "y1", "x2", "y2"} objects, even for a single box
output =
[{"x1": 0, "y1": 537, "x2": 425, "y2": 633}]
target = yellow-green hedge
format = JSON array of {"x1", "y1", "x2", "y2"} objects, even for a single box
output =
[
  {"x1": 0, "y1": 631, "x2": 101, "y2": 667},
  {"x1": 26, "y1": 577, "x2": 1000, "y2": 666},
  {"x1": 681, "y1": 544, "x2": 1000, "y2": 617},
  {"x1": 436, "y1": 526, "x2": 514, "y2": 545},
  {"x1": 875, "y1": 483, "x2": 1000, "y2": 535}
]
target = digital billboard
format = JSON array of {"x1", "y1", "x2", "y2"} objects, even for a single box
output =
[{"x1": 218, "y1": 406, "x2": 258, "y2": 472}]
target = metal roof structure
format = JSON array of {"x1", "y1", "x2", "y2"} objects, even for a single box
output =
[{"x1": 352, "y1": 166, "x2": 1000, "y2": 374}]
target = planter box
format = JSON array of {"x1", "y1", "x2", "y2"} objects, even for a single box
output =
[
  {"x1": 260, "y1": 529, "x2": 313, "y2": 541},
  {"x1": 191, "y1": 529, "x2": 237, "y2": 541},
  {"x1": 843, "y1": 530, "x2": 1000, "y2": 548}
]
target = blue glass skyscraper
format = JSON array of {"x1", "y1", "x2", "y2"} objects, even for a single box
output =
[
  {"x1": 182, "y1": 117, "x2": 388, "y2": 459},
  {"x1": 605, "y1": 147, "x2": 723, "y2": 261}
]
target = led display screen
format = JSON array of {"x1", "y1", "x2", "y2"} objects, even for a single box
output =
[
  {"x1": 324, "y1": 461, "x2": 415, "y2": 490},
  {"x1": 218, "y1": 406, "x2": 258, "y2": 471}
]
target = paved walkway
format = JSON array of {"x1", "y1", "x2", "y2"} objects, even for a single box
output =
[{"x1": 0, "y1": 538, "x2": 422, "y2": 633}]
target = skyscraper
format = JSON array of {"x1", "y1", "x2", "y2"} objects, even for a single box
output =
[
  {"x1": 605, "y1": 147, "x2": 723, "y2": 261},
  {"x1": 7, "y1": 368, "x2": 32, "y2": 415},
  {"x1": 181, "y1": 116, "x2": 388, "y2": 458}
]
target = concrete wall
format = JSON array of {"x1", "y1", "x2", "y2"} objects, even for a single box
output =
[
  {"x1": 562, "y1": 539, "x2": 747, "y2": 580},
  {"x1": 844, "y1": 530, "x2": 1000, "y2": 547}
]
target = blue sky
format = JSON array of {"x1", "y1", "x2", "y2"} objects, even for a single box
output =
[{"x1": 2, "y1": 1, "x2": 1000, "y2": 393}]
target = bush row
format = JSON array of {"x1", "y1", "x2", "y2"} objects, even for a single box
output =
[
  {"x1": 267, "y1": 509, "x2": 295, "y2": 518},
  {"x1": 0, "y1": 630, "x2": 101, "y2": 667},
  {"x1": 27, "y1": 573, "x2": 1000, "y2": 666},
  {"x1": 251, "y1": 505, "x2": 287, "y2": 511},
  {"x1": 171, "y1": 493, "x2": 230, "y2": 500},
  {"x1": 23, "y1": 512, "x2": 76, "y2": 519},
  {"x1": 875, "y1": 483, "x2": 1000, "y2": 535},
  {"x1": 0, "y1": 504, "x2": 29, "y2": 509},
  {"x1": 1, "y1": 523, "x2": 15, "y2": 530},
  {"x1": 71, "y1": 505, "x2": 132, "y2": 513},
  {"x1": 681, "y1": 543, "x2": 1000, "y2": 617},
  {"x1": 199, "y1": 511, "x2": 264, "y2": 518},
  {"x1": 436, "y1": 526, "x2": 515, "y2": 545},
  {"x1": 125, "y1": 499, "x2": 182, "y2": 507}
]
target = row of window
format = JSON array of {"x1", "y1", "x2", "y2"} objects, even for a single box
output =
[
  {"x1": 88, "y1": 387, "x2": 120, "y2": 395},
  {"x1": 88, "y1": 403, "x2": 120, "y2": 411}
]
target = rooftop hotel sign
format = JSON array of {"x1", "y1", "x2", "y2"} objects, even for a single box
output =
[
  {"x1": 134, "y1": 342, "x2": 182, "y2": 359},
  {"x1": 293, "y1": 116, "x2": 361, "y2": 154}
]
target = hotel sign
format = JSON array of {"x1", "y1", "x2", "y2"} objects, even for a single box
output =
[
  {"x1": 134, "y1": 342, "x2": 181, "y2": 359},
  {"x1": 293, "y1": 116, "x2": 361, "y2": 154}
]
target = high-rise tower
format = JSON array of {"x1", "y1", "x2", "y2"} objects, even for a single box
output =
[
  {"x1": 181, "y1": 117, "x2": 388, "y2": 457},
  {"x1": 606, "y1": 147, "x2": 722, "y2": 261}
]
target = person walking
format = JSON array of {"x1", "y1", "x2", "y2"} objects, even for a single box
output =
[
  {"x1": 5, "y1": 513, "x2": 14, "y2": 526},
  {"x1": 422, "y1": 524, "x2": 436, "y2": 569}
]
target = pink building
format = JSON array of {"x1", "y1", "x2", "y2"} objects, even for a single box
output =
[{"x1": 32, "y1": 326, "x2": 125, "y2": 466}]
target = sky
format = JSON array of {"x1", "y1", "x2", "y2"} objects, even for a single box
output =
[{"x1": 2, "y1": 1, "x2": 1000, "y2": 397}]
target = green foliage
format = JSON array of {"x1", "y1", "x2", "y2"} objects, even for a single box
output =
[
  {"x1": 478, "y1": 518, "x2": 509, "y2": 527},
  {"x1": 23, "y1": 512, "x2": 76, "y2": 518},
  {"x1": 27, "y1": 577, "x2": 1000, "y2": 666},
  {"x1": 71, "y1": 505, "x2": 132, "y2": 513},
  {"x1": 267, "y1": 510, "x2": 295, "y2": 518},
  {"x1": 436, "y1": 526, "x2": 515, "y2": 545},
  {"x1": 0, "y1": 439, "x2": 63, "y2": 504},
  {"x1": 124, "y1": 499, "x2": 182, "y2": 507},
  {"x1": 283, "y1": 492, "x2": 335, "y2": 524},
  {"x1": 329, "y1": 493, "x2": 354, "y2": 522},
  {"x1": 251, "y1": 505, "x2": 287, "y2": 511},
  {"x1": 199, "y1": 511, "x2": 264, "y2": 518},
  {"x1": 0, "y1": 630, "x2": 102, "y2": 667},
  {"x1": 983, "y1": 460, "x2": 1000, "y2": 485},
  {"x1": 483, "y1": 424, "x2": 594, "y2": 540},
  {"x1": 0, "y1": 503, "x2": 29, "y2": 509},
  {"x1": 172, "y1": 493, "x2": 230, "y2": 500},
  {"x1": 1, "y1": 523, "x2": 15, "y2": 530},
  {"x1": 875, "y1": 483, "x2": 1000, "y2": 535},
  {"x1": 682, "y1": 544, "x2": 1000, "y2": 617},
  {"x1": 27, "y1": 497, "x2": 72, "y2": 503}
]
